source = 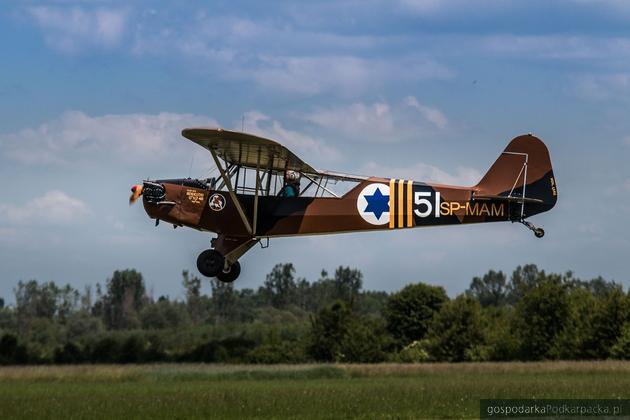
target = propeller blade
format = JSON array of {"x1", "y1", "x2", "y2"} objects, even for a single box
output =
[{"x1": 129, "y1": 184, "x2": 143, "y2": 205}]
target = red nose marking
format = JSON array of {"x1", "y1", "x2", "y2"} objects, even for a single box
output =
[{"x1": 131, "y1": 185, "x2": 137, "y2": 193}]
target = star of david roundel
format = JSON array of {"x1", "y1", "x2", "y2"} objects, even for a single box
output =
[{"x1": 356, "y1": 183, "x2": 390, "y2": 225}]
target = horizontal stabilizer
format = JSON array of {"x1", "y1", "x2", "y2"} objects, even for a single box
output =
[{"x1": 473, "y1": 194, "x2": 544, "y2": 204}]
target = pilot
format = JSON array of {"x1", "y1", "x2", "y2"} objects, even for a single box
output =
[{"x1": 281, "y1": 170, "x2": 301, "y2": 197}]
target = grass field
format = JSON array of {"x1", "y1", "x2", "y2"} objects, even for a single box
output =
[{"x1": 1, "y1": 362, "x2": 630, "y2": 419}]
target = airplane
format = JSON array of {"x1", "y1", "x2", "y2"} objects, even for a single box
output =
[{"x1": 130, "y1": 129, "x2": 557, "y2": 283}]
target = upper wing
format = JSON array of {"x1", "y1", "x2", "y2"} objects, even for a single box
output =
[{"x1": 182, "y1": 128, "x2": 317, "y2": 174}]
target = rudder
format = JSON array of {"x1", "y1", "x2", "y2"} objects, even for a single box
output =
[{"x1": 475, "y1": 134, "x2": 557, "y2": 219}]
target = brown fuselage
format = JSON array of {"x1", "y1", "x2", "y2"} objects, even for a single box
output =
[{"x1": 143, "y1": 175, "x2": 552, "y2": 238}]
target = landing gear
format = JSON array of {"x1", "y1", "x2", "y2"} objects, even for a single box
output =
[
  {"x1": 196, "y1": 249, "x2": 224, "y2": 277},
  {"x1": 196, "y1": 249, "x2": 241, "y2": 282},
  {"x1": 217, "y1": 261, "x2": 241, "y2": 283},
  {"x1": 519, "y1": 219, "x2": 545, "y2": 238}
]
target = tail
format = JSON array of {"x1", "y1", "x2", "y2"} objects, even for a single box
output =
[{"x1": 475, "y1": 134, "x2": 557, "y2": 219}]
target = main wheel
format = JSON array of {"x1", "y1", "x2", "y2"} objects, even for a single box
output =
[
  {"x1": 216, "y1": 261, "x2": 241, "y2": 283},
  {"x1": 534, "y1": 228, "x2": 545, "y2": 238},
  {"x1": 196, "y1": 249, "x2": 224, "y2": 277}
]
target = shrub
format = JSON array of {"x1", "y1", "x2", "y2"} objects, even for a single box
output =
[
  {"x1": 391, "y1": 340, "x2": 432, "y2": 363},
  {"x1": 427, "y1": 295, "x2": 486, "y2": 362},
  {"x1": 0, "y1": 334, "x2": 28, "y2": 365},
  {"x1": 610, "y1": 323, "x2": 630, "y2": 359},
  {"x1": 54, "y1": 342, "x2": 84, "y2": 364},
  {"x1": 384, "y1": 283, "x2": 448, "y2": 347},
  {"x1": 513, "y1": 278, "x2": 569, "y2": 360}
]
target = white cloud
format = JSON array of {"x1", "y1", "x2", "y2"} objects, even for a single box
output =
[
  {"x1": 305, "y1": 102, "x2": 394, "y2": 140},
  {"x1": 359, "y1": 161, "x2": 482, "y2": 186},
  {"x1": 133, "y1": 15, "x2": 397, "y2": 59},
  {"x1": 405, "y1": 96, "x2": 448, "y2": 129},
  {"x1": 398, "y1": 0, "x2": 630, "y2": 18},
  {"x1": 243, "y1": 111, "x2": 340, "y2": 165},
  {"x1": 26, "y1": 7, "x2": 455, "y2": 94},
  {"x1": 2, "y1": 111, "x2": 218, "y2": 165},
  {"x1": 247, "y1": 55, "x2": 371, "y2": 95},
  {"x1": 397, "y1": 0, "x2": 511, "y2": 15},
  {"x1": 303, "y1": 97, "x2": 448, "y2": 142},
  {"x1": 0, "y1": 228, "x2": 18, "y2": 242},
  {"x1": 571, "y1": 73, "x2": 630, "y2": 100},
  {"x1": 28, "y1": 6, "x2": 128, "y2": 52},
  {"x1": 131, "y1": 14, "x2": 452, "y2": 95},
  {"x1": 481, "y1": 35, "x2": 630, "y2": 60},
  {"x1": 244, "y1": 55, "x2": 452, "y2": 95},
  {"x1": 397, "y1": 0, "x2": 451, "y2": 14},
  {"x1": 0, "y1": 191, "x2": 90, "y2": 225},
  {"x1": 569, "y1": 0, "x2": 630, "y2": 13}
]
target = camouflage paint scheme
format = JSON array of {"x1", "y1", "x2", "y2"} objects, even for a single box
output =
[{"x1": 141, "y1": 133, "x2": 557, "y2": 257}]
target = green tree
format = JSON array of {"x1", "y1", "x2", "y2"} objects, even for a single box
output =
[
  {"x1": 610, "y1": 322, "x2": 630, "y2": 359},
  {"x1": 513, "y1": 276, "x2": 569, "y2": 360},
  {"x1": 482, "y1": 305, "x2": 519, "y2": 361},
  {"x1": 308, "y1": 301, "x2": 350, "y2": 361},
  {"x1": 340, "y1": 316, "x2": 389, "y2": 362},
  {"x1": 580, "y1": 286, "x2": 629, "y2": 359},
  {"x1": 466, "y1": 270, "x2": 507, "y2": 307},
  {"x1": 140, "y1": 299, "x2": 191, "y2": 330},
  {"x1": 182, "y1": 270, "x2": 205, "y2": 324},
  {"x1": 101, "y1": 269, "x2": 147, "y2": 329},
  {"x1": 384, "y1": 282, "x2": 448, "y2": 346},
  {"x1": 305, "y1": 271, "x2": 336, "y2": 311},
  {"x1": 550, "y1": 287, "x2": 597, "y2": 359},
  {"x1": 57, "y1": 284, "x2": 80, "y2": 324},
  {"x1": 262, "y1": 263, "x2": 298, "y2": 309},
  {"x1": 506, "y1": 264, "x2": 541, "y2": 304},
  {"x1": 0, "y1": 334, "x2": 28, "y2": 364},
  {"x1": 210, "y1": 278, "x2": 236, "y2": 323},
  {"x1": 331, "y1": 267, "x2": 363, "y2": 307},
  {"x1": 65, "y1": 311, "x2": 104, "y2": 342},
  {"x1": 427, "y1": 295, "x2": 486, "y2": 361},
  {"x1": 54, "y1": 342, "x2": 84, "y2": 364},
  {"x1": 567, "y1": 275, "x2": 619, "y2": 298},
  {"x1": 308, "y1": 300, "x2": 389, "y2": 362},
  {"x1": 15, "y1": 280, "x2": 59, "y2": 321}
]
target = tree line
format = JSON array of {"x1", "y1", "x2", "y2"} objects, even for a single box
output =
[{"x1": 1, "y1": 263, "x2": 629, "y2": 364}]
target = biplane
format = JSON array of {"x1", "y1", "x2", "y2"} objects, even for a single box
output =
[{"x1": 130, "y1": 129, "x2": 557, "y2": 282}]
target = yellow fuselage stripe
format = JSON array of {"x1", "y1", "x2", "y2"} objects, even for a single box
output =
[
  {"x1": 389, "y1": 179, "x2": 395, "y2": 229},
  {"x1": 397, "y1": 179, "x2": 404, "y2": 228},
  {"x1": 407, "y1": 180, "x2": 413, "y2": 227}
]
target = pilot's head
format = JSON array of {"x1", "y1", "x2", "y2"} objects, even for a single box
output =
[{"x1": 285, "y1": 170, "x2": 300, "y2": 183}]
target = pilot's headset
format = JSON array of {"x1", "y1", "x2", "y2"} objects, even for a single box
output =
[{"x1": 285, "y1": 170, "x2": 300, "y2": 183}]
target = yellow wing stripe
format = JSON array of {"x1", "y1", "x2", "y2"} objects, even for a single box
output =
[
  {"x1": 407, "y1": 180, "x2": 413, "y2": 227},
  {"x1": 389, "y1": 179, "x2": 395, "y2": 229},
  {"x1": 397, "y1": 179, "x2": 404, "y2": 228}
]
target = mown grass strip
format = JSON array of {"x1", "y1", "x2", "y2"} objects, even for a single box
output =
[{"x1": 0, "y1": 364, "x2": 346, "y2": 383}]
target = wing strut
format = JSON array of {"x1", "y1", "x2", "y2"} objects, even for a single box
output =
[
  {"x1": 252, "y1": 149, "x2": 261, "y2": 235},
  {"x1": 209, "y1": 149, "x2": 253, "y2": 235}
]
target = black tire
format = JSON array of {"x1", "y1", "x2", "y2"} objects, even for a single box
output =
[
  {"x1": 216, "y1": 261, "x2": 241, "y2": 283},
  {"x1": 534, "y1": 228, "x2": 545, "y2": 238},
  {"x1": 196, "y1": 249, "x2": 224, "y2": 277}
]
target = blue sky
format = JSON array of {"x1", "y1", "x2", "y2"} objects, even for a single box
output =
[{"x1": 1, "y1": 0, "x2": 629, "y2": 301}]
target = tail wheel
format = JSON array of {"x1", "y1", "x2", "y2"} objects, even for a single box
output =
[
  {"x1": 217, "y1": 261, "x2": 241, "y2": 283},
  {"x1": 196, "y1": 249, "x2": 224, "y2": 277}
]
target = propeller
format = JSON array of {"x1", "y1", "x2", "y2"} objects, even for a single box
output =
[{"x1": 129, "y1": 184, "x2": 143, "y2": 205}]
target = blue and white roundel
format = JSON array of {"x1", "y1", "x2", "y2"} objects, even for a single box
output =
[{"x1": 356, "y1": 183, "x2": 390, "y2": 225}]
